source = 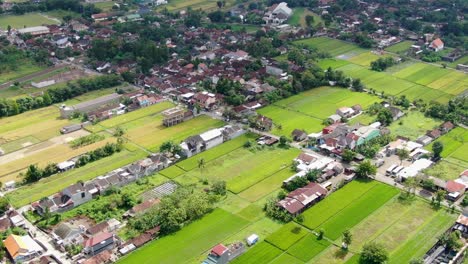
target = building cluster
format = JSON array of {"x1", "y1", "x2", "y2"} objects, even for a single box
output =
[
  {"x1": 416, "y1": 121, "x2": 454, "y2": 146},
  {"x1": 32, "y1": 153, "x2": 171, "y2": 215},
  {"x1": 179, "y1": 125, "x2": 245, "y2": 157}
]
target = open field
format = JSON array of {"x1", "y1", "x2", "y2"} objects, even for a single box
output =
[
  {"x1": 0, "y1": 63, "x2": 44, "y2": 85},
  {"x1": 176, "y1": 146, "x2": 300, "y2": 193},
  {"x1": 0, "y1": 13, "x2": 60, "y2": 29},
  {"x1": 424, "y1": 160, "x2": 466, "y2": 181},
  {"x1": 294, "y1": 37, "x2": 367, "y2": 57},
  {"x1": 388, "y1": 110, "x2": 441, "y2": 140},
  {"x1": 287, "y1": 234, "x2": 331, "y2": 262},
  {"x1": 176, "y1": 134, "x2": 254, "y2": 171},
  {"x1": 266, "y1": 222, "x2": 308, "y2": 250},
  {"x1": 425, "y1": 127, "x2": 467, "y2": 159},
  {"x1": 317, "y1": 58, "x2": 350, "y2": 69},
  {"x1": 288, "y1": 8, "x2": 322, "y2": 27},
  {"x1": 347, "y1": 52, "x2": 387, "y2": 67},
  {"x1": 161, "y1": 0, "x2": 236, "y2": 12},
  {"x1": 6, "y1": 149, "x2": 146, "y2": 207},
  {"x1": 238, "y1": 168, "x2": 295, "y2": 202},
  {"x1": 257, "y1": 106, "x2": 323, "y2": 136},
  {"x1": 384, "y1": 41, "x2": 414, "y2": 53},
  {"x1": 124, "y1": 115, "x2": 224, "y2": 151},
  {"x1": 118, "y1": 209, "x2": 249, "y2": 264},
  {"x1": 92, "y1": 1, "x2": 117, "y2": 11}
]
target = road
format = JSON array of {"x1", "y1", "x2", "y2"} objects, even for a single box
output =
[{"x1": 17, "y1": 206, "x2": 71, "y2": 264}]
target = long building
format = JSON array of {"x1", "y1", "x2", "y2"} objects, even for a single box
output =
[{"x1": 60, "y1": 93, "x2": 121, "y2": 118}]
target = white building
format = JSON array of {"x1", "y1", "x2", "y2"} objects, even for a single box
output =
[{"x1": 200, "y1": 128, "x2": 224, "y2": 150}]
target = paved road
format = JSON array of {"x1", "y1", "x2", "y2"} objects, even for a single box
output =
[{"x1": 0, "y1": 64, "x2": 69, "y2": 89}]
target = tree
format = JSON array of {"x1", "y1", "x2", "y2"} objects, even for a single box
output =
[
  {"x1": 318, "y1": 229, "x2": 324, "y2": 240},
  {"x1": 7, "y1": 25, "x2": 11, "y2": 35},
  {"x1": 352, "y1": 78, "x2": 364, "y2": 91},
  {"x1": 360, "y1": 242, "x2": 388, "y2": 264},
  {"x1": 0, "y1": 197, "x2": 9, "y2": 215},
  {"x1": 24, "y1": 164, "x2": 42, "y2": 183},
  {"x1": 376, "y1": 108, "x2": 393, "y2": 126},
  {"x1": 438, "y1": 230, "x2": 462, "y2": 251},
  {"x1": 211, "y1": 181, "x2": 226, "y2": 195},
  {"x1": 198, "y1": 158, "x2": 206, "y2": 177},
  {"x1": 342, "y1": 229, "x2": 352, "y2": 249},
  {"x1": 279, "y1": 136, "x2": 288, "y2": 147},
  {"x1": 355, "y1": 160, "x2": 377, "y2": 179},
  {"x1": 342, "y1": 149, "x2": 355, "y2": 163},
  {"x1": 409, "y1": 259, "x2": 423, "y2": 264},
  {"x1": 305, "y1": 15, "x2": 314, "y2": 27},
  {"x1": 113, "y1": 126, "x2": 125, "y2": 137},
  {"x1": 396, "y1": 148, "x2": 409, "y2": 165},
  {"x1": 305, "y1": 169, "x2": 320, "y2": 182},
  {"x1": 434, "y1": 189, "x2": 446, "y2": 208},
  {"x1": 432, "y1": 141, "x2": 443, "y2": 159}
]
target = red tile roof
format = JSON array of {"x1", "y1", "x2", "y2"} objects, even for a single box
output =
[
  {"x1": 84, "y1": 232, "x2": 113, "y2": 248},
  {"x1": 211, "y1": 244, "x2": 229, "y2": 256},
  {"x1": 446, "y1": 180, "x2": 465, "y2": 193}
]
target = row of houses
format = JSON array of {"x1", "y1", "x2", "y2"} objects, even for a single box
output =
[
  {"x1": 32, "y1": 153, "x2": 171, "y2": 216},
  {"x1": 416, "y1": 121, "x2": 454, "y2": 146}
]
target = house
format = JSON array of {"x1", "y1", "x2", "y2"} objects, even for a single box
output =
[
  {"x1": 203, "y1": 243, "x2": 245, "y2": 264},
  {"x1": 0, "y1": 217, "x2": 11, "y2": 232},
  {"x1": 446, "y1": 180, "x2": 465, "y2": 201},
  {"x1": 429, "y1": 38, "x2": 444, "y2": 52},
  {"x1": 200, "y1": 128, "x2": 224, "y2": 150},
  {"x1": 180, "y1": 135, "x2": 204, "y2": 157},
  {"x1": 61, "y1": 182, "x2": 93, "y2": 207},
  {"x1": 193, "y1": 92, "x2": 217, "y2": 109},
  {"x1": 255, "y1": 115, "x2": 273, "y2": 131},
  {"x1": 52, "y1": 223, "x2": 83, "y2": 246},
  {"x1": 56, "y1": 161, "x2": 75, "y2": 172},
  {"x1": 388, "y1": 106, "x2": 404, "y2": 121},
  {"x1": 221, "y1": 125, "x2": 245, "y2": 141},
  {"x1": 327, "y1": 114, "x2": 342, "y2": 124},
  {"x1": 87, "y1": 221, "x2": 110, "y2": 237},
  {"x1": 4, "y1": 234, "x2": 43, "y2": 263},
  {"x1": 162, "y1": 107, "x2": 185, "y2": 127},
  {"x1": 120, "y1": 227, "x2": 160, "y2": 255},
  {"x1": 440, "y1": 121, "x2": 454, "y2": 134},
  {"x1": 83, "y1": 250, "x2": 112, "y2": 264},
  {"x1": 426, "y1": 129, "x2": 441, "y2": 139},
  {"x1": 277, "y1": 182, "x2": 328, "y2": 215},
  {"x1": 416, "y1": 135, "x2": 433, "y2": 146},
  {"x1": 18, "y1": 26, "x2": 50, "y2": 36},
  {"x1": 352, "y1": 104, "x2": 362, "y2": 113},
  {"x1": 124, "y1": 198, "x2": 160, "y2": 218},
  {"x1": 83, "y1": 232, "x2": 115, "y2": 256},
  {"x1": 354, "y1": 126, "x2": 381, "y2": 145},
  {"x1": 263, "y1": 2, "x2": 293, "y2": 25},
  {"x1": 291, "y1": 129, "x2": 307, "y2": 142},
  {"x1": 336, "y1": 107, "x2": 354, "y2": 118}
]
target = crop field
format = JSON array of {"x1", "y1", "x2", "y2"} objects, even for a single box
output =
[
  {"x1": 257, "y1": 106, "x2": 323, "y2": 136},
  {"x1": 384, "y1": 41, "x2": 414, "y2": 53},
  {"x1": 238, "y1": 168, "x2": 295, "y2": 202},
  {"x1": 317, "y1": 58, "x2": 350, "y2": 69},
  {"x1": 119, "y1": 209, "x2": 249, "y2": 264},
  {"x1": 346, "y1": 52, "x2": 385, "y2": 67},
  {"x1": 231, "y1": 242, "x2": 283, "y2": 264},
  {"x1": 266, "y1": 222, "x2": 308, "y2": 250},
  {"x1": 388, "y1": 111, "x2": 441, "y2": 140},
  {"x1": 175, "y1": 146, "x2": 300, "y2": 193},
  {"x1": 424, "y1": 160, "x2": 466, "y2": 181},
  {"x1": 92, "y1": 1, "x2": 117, "y2": 11},
  {"x1": 124, "y1": 115, "x2": 224, "y2": 151},
  {"x1": 294, "y1": 37, "x2": 367, "y2": 57},
  {"x1": 287, "y1": 234, "x2": 331, "y2": 262},
  {"x1": 0, "y1": 13, "x2": 60, "y2": 29},
  {"x1": 161, "y1": 0, "x2": 235, "y2": 12}
]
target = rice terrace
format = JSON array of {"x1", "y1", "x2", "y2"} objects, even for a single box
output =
[{"x1": 0, "y1": 0, "x2": 466, "y2": 264}]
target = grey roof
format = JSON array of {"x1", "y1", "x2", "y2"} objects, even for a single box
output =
[{"x1": 54, "y1": 223, "x2": 79, "y2": 239}]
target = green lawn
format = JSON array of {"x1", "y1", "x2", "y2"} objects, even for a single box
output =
[
  {"x1": 118, "y1": 209, "x2": 249, "y2": 264},
  {"x1": 265, "y1": 222, "x2": 308, "y2": 250},
  {"x1": 0, "y1": 13, "x2": 59, "y2": 29},
  {"x1": 388, "y1": 110, "x2": 441, "y2": 140},
  {"x1": 385, "y1": 41, "x2": 414, "y2": 53},
  {"x1": 231, "y1": 242, "x2": 283, "y2": 264},
  {"x1": 6, "y1": 149, "x2": 147, "y2": 207}
]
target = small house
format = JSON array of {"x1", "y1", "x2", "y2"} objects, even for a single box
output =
[
  {"x1": 291, "y1": 129, "x2": 307, "y2": 142},
  {"x1": 429, "y1": 38, "x2": 444, "y2": 52}
]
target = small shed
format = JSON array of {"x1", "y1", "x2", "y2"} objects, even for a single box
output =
[{"x1": 246, "y1": 234, "x2": 259, "y2": 246}]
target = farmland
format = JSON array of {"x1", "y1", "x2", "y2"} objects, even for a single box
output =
[
  {"x1": 384, "y1": 41, "x2": 414, "y2": 53},
  {"x1": 0, "y1": 13, "x2": 60, "y2": 29},
  {"x1": 257, "y1": 86, "x2": 381, "y2": 137},
  {"x1": 293, "y1": 37, "x2": 467, "y2": 103},
  {"x1": 119, "y1": 209, "x2": 249, "y2": 264},
  {"x1": 388, "y1": 111, "x2": 441, "y2": 140},
  {"x1": 425, "y1": 127, "x2": 468, "y2": 171}
]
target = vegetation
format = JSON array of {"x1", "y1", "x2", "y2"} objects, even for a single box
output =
[
  {"x1": 69, "y1": 134, "x2": 105, "y2": 148},
  {"x1": 370, "y1": 57, "x2": 396, "y2": 72},
  {"x1": 360, "y1": 242, "x2": 389, "y2": 264}
]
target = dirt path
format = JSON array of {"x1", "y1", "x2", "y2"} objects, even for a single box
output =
[{"x1": 0, "y1": 130, "x2": 90, "y2": 166}]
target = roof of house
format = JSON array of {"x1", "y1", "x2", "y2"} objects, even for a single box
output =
[
  {"x1": 292, "y1": 129, "x2": 307, "y2": 137},
  {"x1": 130, "y1": 199, "x2": 160, "y2": 214},
  {"x1": 87, "y1": 221, "x2": 110, "y2": 236},
  {"x1": 83, "y1": 250, "x2": 112, "y2": 264},
  {"x1": 84, "y1": 232, "x2": 113, "y2": 248},
  {"x1": 4, "y1": 234, "x2": 41, "y2": 259},
  {"x1": 446, "y1": 180, "x2": 465, "y2": 193},
  {"x1": 287, "y1": 182, "x2": 327, "y2": 206},
  {"x1": 277, "y1": 197, "x2": 304, "y2": 214},
  {"x1": 441, "y1": 121, "x2": 454, "y2": 129},
  {"x1": 430, "y1": 38, "x2": 444, "y2": 48},
  {"x1": 211, "y1": 244, "x2": 229, "y2": 256},
  {"x1": 0, "y1": 217, "x2": 11, "y2": 231},
  {"x1": 296, "y1": 152, "x2": 316, "y2": 164},
  {"x1": 53, "y1": 223, "x2": 78, "y2": 240}
]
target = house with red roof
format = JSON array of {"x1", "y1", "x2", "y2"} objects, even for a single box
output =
[
  {"x1": 429, "y1": 38, "x2": 444, "y2": 52},
  {"x1": 83, "y1": 232, "x2": 115, "y2": 256},
  {"x1": 446, "y1": 180, "x2": 465, "y2": 201},
  {"x1": 277, "y1": 182, "x2": 328, "y2": 215}
]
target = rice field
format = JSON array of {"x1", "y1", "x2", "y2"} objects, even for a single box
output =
[
  {"x1": 385, "y1": 41, "x2": 414, "y2": 53},
  {"x1": 294, "y1": 37, "x2": 367, "y2": 57},
  {"x1": 0, "y1": 13, "x2": 60, "y2": 29},
  {"x1": 388, "y1": 111, "x2": 441, "y2": 140}
]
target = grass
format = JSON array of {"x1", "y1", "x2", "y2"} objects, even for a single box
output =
[
  {"x1": 118, "y1": 209, "x2": 249, "y2": 264},
  {"x1": 317, "y1": 183, "x2": 399, "y2": 240},
  {"x1": 0, "y1": 136, "x2": 41, "y2": 154},
  {"x1": 238, "y1": 168, "x2": 294, "y2": 202},
  {"x1": 0, "y1": 13, "x2": 59, "y2": 29},
  {"x1": 424, "y1": 160, "x2": 466, "y2": 180},
  {"x1": 447, "y1": 54, "x2": 468, "y2": 68},
  {"x1": 176, "y1": 133, "x2": 255, "y2": 171},
  {"x1": 317, "y1": 58, "x2": 350, "y2": 69},
  {"x1": 265, "y1": 222, "x2": 308, "y2": 250},
  {"x1": 425, "y1": 127, "x2": 467, "y2": 159},
  {"x1": 288, "y1": 8, "x2": 322, "y2": 27},
  {"x1": 270, "y1": 253, "x2": 304, "y2": 264},
  {"x1": 0, "y1": 63, "x2": 44, "y2": 84},
  {"x1": 178, "y1": 146, "x2": 300, "y2": 193},
  {"x1": 388, "y1": 110, "x2": 441, "y2": 140},
  {"x1": 294, "y1": 37, "x2": 367, "y2": 57},
  {"x1": 161, "y1": 0, "x2": 236, "y2": 12},
  {"x1": 92, "y1": 1, "x2": 117, "y2": 11},
  {"x1": 231, "y1": 242, "x2": 283, "y2": 264},
  {"x1": 385, "y1": 41, "x2": 414, "y2": 53},
  {"x1": 123, "y1": 115, "x2": 223, "y2": 151},
  {"x1": 158, "y1": 165, "x2": 186, "y2": 179},
  {"x1": 287, "y1": 234, "x2": 331, "y2": 262},
  {"x1": 7, "y1": 149, "x2": 147, "y2": 207},
  {"x1": 347, "y1": 52, "x2": 384, "y2": 67}
]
